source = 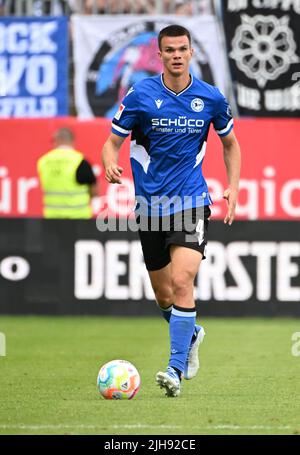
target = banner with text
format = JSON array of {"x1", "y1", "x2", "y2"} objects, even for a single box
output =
[
  {"x1": 0, "y1": 16, "x2": 68, "y2": 117},
  {"x1": 0, "y1": 219, "x2": 299, "y2": 316},
  {"x1": 220, "y1": 0, "x2": 300, "y2": 116},
  {"x1": 1, "y1": 117, "x2": 300, "y2": 220},
  {"x1": 71, "y1": 14, "x2": 229, "y2": 118}
]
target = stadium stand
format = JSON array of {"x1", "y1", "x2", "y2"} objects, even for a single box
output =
[{"x1": 1, "y1": 0, "x2": 214, "y2": 15}]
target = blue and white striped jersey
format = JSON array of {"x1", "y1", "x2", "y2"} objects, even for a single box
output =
[{"x1": 111, "y1": 74, "x2": 233, "y2": 215}]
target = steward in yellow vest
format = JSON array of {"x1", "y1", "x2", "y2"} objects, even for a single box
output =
[{"x1": 37, "y1": 128, "x2": 97, "y2": 218}]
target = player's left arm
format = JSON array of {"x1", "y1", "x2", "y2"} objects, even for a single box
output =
[{"x1": 219, "y1": 130, "x2": 241, "y2": 225}]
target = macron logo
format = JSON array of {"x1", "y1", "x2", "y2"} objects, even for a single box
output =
[{"x1": 155, "y1": 99, "x2": 163, "y2": 109}]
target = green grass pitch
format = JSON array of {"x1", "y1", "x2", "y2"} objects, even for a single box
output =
[{"x1": 0, "y1": 316, "x2": 299, "y2": 435}]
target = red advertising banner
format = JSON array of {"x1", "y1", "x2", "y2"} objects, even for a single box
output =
[{"x1": 0, "y1": 118, "x2": 299, "y2": 219}]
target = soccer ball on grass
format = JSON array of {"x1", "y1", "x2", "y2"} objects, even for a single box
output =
[{"x1": 97, "y1": 359, "x2": 140, "y2": 399}]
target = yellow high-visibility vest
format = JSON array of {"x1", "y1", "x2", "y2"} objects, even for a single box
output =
[{"x1": 37, "y1": 148, "x2": 92, "y2": 219}]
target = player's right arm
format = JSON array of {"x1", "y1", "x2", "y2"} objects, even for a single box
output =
[
  {"x1": 102, "y1": 86, "x2": 139, "y2": 184},
  {"x1": 102, "y1": 133, "x2": 126, "y2": 184}
]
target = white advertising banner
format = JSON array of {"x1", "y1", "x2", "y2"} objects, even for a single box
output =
[
  {"x1": 71, "y1": 15, "x2": 230, "y2": 118},
  {"x1": 1, "y1": 219, "x2": 300, "y2": 315}
]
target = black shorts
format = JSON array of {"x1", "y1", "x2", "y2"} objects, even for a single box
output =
[{"x1": 137, "y1": 205, "x2": 211, "y2": 271}]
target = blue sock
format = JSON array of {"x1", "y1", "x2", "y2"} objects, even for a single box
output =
[
  {"x1": 159, "y1": 304, "x2": 198, "y2": 343},
  {"x1": 168, "y1": 305, "x2": 196, "y2": 374},
  {"x1": 158, "y1": 304, "x2": 173, "y2": 323}
]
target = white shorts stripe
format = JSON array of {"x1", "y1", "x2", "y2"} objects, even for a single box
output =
[{"x1": 196, "y1": 218, "x2": 204, "y2": 245}]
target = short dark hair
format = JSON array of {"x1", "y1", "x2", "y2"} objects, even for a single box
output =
[
  {"x1": 158, "y1": 24, "x2": 191, "y2": 51},
  {"x1": 53, "y1": 127, "x2": 74, "y2": 144}
]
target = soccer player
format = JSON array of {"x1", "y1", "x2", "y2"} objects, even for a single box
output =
[{"x1": 102, "y1": 25, "x2": 241, "y2": 397}]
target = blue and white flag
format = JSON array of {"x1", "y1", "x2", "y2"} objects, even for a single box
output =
[
  {"x1": 72, "y1": 15, "x2": 229, "y2": 118},
  {"x1": 0, "y1": 16, "x2": 68, "y2": 117}
]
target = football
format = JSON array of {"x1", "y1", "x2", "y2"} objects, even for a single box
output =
[{"x1": 97, "y1": 359, "x2": 141, "y2": 399}]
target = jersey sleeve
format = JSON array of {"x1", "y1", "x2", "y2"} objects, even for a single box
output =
[
  {"x1": 212, "y1": 89, "x2": 234, "y2": 137},
  {"x1": 111, "y1": 86, "x2": 139, "y2": 137},
  {"x1": 76, "y1": 159, "x2": 97, "y2": 185}
]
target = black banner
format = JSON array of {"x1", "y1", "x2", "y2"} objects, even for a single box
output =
[
  {"x1": 2, "y1": 435, "x2": 299, "y2": 452},
  {"x1": 220, "y1": 0, "x2": 300, "y2": 116},
  {"x1": 0, "y1": 219, "x2": 299, "y2": 316}
]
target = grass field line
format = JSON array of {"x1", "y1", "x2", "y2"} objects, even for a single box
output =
[{"x1": 0, "y1": 424, "x2": 294, "y2": 431}]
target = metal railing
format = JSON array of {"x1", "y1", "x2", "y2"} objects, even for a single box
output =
[{"x1": 2, "y1": 0, "x2": 215, "y2": 16}]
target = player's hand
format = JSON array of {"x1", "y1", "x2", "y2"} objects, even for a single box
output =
[
  {"x1": 105, "y1": 164, "x2": 123, "y2": 184},
  {"x1": 223, "y1": 187, "x2": 238, "y2": 225}
]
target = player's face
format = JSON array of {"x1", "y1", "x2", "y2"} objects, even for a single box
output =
[{"x1": 158, "y1": 35, "x2": 193, "y2": 77}]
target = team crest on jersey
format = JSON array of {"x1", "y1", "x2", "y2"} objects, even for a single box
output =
[
  {"x1": 191, "y1": 98, "x2": 204, "y2": 112},
  {"x1": 114, "y1": 103, "x2": 125, "y2": 120}
]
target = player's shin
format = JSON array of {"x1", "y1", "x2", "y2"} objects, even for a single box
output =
[{"x1": 168, "y1": 305, "x2": 196, "y2": 376}]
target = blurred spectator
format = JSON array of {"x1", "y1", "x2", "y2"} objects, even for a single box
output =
[
  {"x1": 1, "y1": 0, "x2": 214, "y2": 16},
  {"x1": 197, "y1": 0, "x2": 214, "y2": 14},
  {"x1": 37, "y1": 127, "x2": 98, "y2": 219},
  {"x1": 69, "y1": 0, "x2": 214, "y2": 15},
  {"x1": 174, "y1": 0, "x2": 193, "y2": 15},
  {"x1": 67, "y1": 0, "x2": 82, "y2": 13},
  {"x1": 82, "y1": 0, "x2": 155, "y2": 14},
  {"x1": 3, "y1": 0, "x2": 67, "y2": 15},
  {"x1": 172, "y1": 0, "x2": 214, "y2": 15}
]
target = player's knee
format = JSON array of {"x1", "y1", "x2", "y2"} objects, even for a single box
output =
[{"x1": 171, "y1": 274, "x2": 192, "y2": 297}]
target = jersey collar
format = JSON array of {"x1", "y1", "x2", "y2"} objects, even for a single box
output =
[{"x1": 160, "y1": 74, "x2": 193, "y2": 96}]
